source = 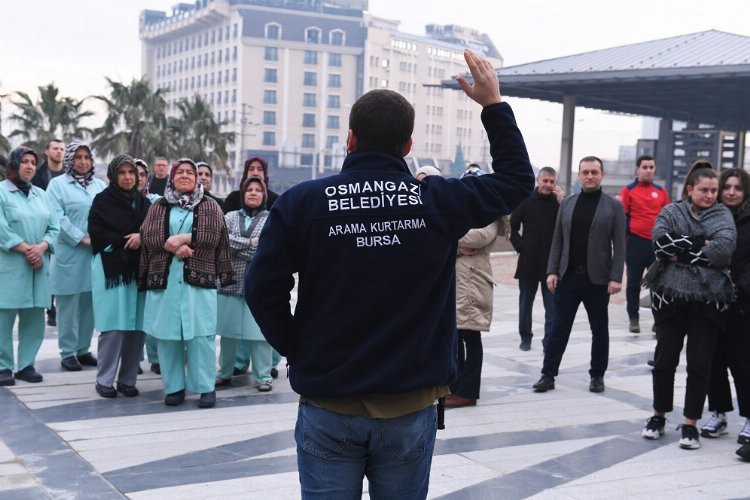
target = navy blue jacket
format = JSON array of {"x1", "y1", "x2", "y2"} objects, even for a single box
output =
[{"x1": 245, "y1": 102, "x2": 534, "y2": 398}]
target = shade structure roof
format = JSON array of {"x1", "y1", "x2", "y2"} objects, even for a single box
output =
[{"x1": 442, "y1": 30, "x2": 750, "y2": 130}]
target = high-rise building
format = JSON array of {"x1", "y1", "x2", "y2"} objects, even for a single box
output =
[{"x1": 139, "y1": 0, "x2": 502, "y2": 192}]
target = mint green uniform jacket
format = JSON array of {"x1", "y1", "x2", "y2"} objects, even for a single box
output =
[{"x1": 0, "y1": 180, "x2": 59, "y2": 308}]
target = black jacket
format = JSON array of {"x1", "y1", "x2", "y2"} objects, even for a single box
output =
[
  {"x1": 31, "y1": 161, "x2": 63, "y2": 190},
  {"x1": 731, "y1": 205, "x2": 750, "y2": 314},
  {"x1": 509, "y1": 189, "x2": 560, "y2": 281},
  {"x1": 245, "y1": 102, "x2": 534, "y2": 399}
]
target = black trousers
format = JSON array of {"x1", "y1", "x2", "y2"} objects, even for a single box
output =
[
  {"x1": 451, "y1": 329, "x2": 483, "y2": 400},
  {"x1": 542, "y1": 272, "x2": 610, "y2": 378},
  {"x1": 625, "y1": 235, "x2": 654, "y2": 320},
  {"x1": 652, "y1": 301, "x2": 723, "y2": 419},
  {"x1": 707, "y1": 309, "x2": 750, "y2": 417}
]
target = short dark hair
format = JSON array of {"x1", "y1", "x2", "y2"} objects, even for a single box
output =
[
  {"x1": 681, "y1": 160, "x2": 715, "y2": 200},
  {"x1": 636, "y1": 155, "x2": 654, "y2": 167},
  {"x1": 719, "y1": 168, "x2": 750, "y2": 212},
  {"x1": 538, "y1": 166, "x2": 557, "y2": 178},
  {"x1": 349, "y1": 89, "x2": 414, "y2": 157},
  {"x1": 579, "y1": 155, "x2": 604, "y2": 173},
  {"x1": 45, "y1": 139, "x2": 64, "y2": 149}
]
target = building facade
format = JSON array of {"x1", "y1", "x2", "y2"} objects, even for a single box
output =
[{"x1": 139, "y1": 0, "x2": 502, "y2": 193}]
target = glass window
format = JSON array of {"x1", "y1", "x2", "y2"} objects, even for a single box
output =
[
  {"x1": 263, "y1": 90, "x2": 277, "y2": 104},
  {"x1": 326, "y1": 135, "x2": 338, "y2": 149},
  {"x1": 303, "y1": 113, "x2": 316, "y2": 127},
  {"x1": 264, "y1": 68, "x2": 277, "y2": 83},
  {"x1": 305, "y1": 28, "x2": 321, "y2": 44},
  {"x1": 330, "y1": 30, "x2": 345, "y2": 46},
  {"x1": 304, "y1": 72, "x2": 317, "y2": 86},
  {"x1": 304, "y1": 50, "x2": 318, "y2": 64},
  {"x1": 302, "y1": 134, "x2": 315, "y2": 148},
  {"x1": 327, "y1": 95, "x2": 340, "y2": 108},
  {"x1": 303, "y1": 93, "x2": 317, "y2": 107},
  {"x1": 265, "y1": 47, "x2": 278, "y2": 61},
  {"x1": 263, "y1": 111, "x2": 276, "y2": 125},
  {"x1": 328, "y1": 74, "x2": 341, "y2": 88},
  {"x1": 262, "y1": 131, "x2": 276, "y2": 145},
  {"x1": 329, "y1": 53, "x2": 342, "y2": 67},
  {"x1": 326, "y1": 116, "x2": 340, "y2": 129},
  {"x1": 266, "y1": 23, "x2": 280, "y2": 40}
]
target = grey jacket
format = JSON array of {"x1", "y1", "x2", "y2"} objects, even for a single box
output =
[{"x1": 547, "y1": 190, "x2": 626, "y2": 285}]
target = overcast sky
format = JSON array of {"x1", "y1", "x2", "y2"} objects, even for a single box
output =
[{"x1": 1, "y1": 0, "x2": 748, "y2": 167}]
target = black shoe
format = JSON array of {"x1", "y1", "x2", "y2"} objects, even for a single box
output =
[
  {"x1": 61, "y1": 356, "x2": 82, "y2": 371},
  {"x1": 519, "y1": 339, "x2": 531, "y2": 351},
  {"x1": 14, "y1": 366, "x2": 43, "y2": 383},
  {"x1": 215, "y1": 377, "x2": 232, "y2": 387},
  {"x1": 198, "y1": 391, "x2": 216, "y2": 408},
  {"x1": 76, "y1": 353, "x2": 98, "y2": 367},
  {"x1": 150, "y1": 363, "x2": 161, "y2": 375},
  {"x1": 737, "y1": 443, "x2": 750, "y2": 461},
  {"x1": 46, "y1": 314, "x2": 56, "y2": 327},
  {"x1": 117, "y1": 383, "x2": 139, "y2": 397},
  {"x1": 232, "y1": 367, "x2": 247, "y2": 376},
  {"x1": 137, "y1": 366, "x2": 143, "y2": 375},
  {"x1": 589, "y1": 375, "x2": 605, "y2": 393},
  {"x1": 0, "y1": 369, "x2": 15, "y2": 386},
  {"x1": 96, "y1": 383, "x2": 117, "y2": 398},
  {"x1": 270, "y1": 367, "x2": 279, "y2": 379},
  {"x1": 164, "y1": 389, "x2": 185, "y2": 406},
  {"x1": 532, "y1": 375, "x2": 555, "y2": 392}
]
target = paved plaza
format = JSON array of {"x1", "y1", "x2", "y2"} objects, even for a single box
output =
[{"x1": 1, "y1": 253, "x2": 748, "y2": 499}]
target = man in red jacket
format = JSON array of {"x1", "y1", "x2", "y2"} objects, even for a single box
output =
[{"x1": 619, "y1": 155, "x2": 670, "y2": 333}]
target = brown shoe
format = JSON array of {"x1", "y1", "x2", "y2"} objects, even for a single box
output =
[{"x1": 444, "y1": 394, "x2": 477, "y2": 408}]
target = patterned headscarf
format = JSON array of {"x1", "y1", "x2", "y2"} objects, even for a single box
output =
[
  {"x1": 106, "y1": 154, "x2": 138, "y2": 202},
  {"x1": 63, "y1": 140, "x2": 95, "y2": 188},
  {"x1": 133, "y1": 158, "x2": 150, "y2": 195},
  {"x1": 8, "y1": 146, "x2": 38, "y2": 196},
  {"x1": 164, "y1": 158, "x2": 204, "y2": 210}
]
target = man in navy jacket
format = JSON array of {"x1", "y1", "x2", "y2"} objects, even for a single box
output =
[{"x1": 246, "y1": 50, "x2": 533, "y2": 499}]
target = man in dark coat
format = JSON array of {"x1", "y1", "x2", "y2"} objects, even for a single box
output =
[
  {"x1": 510, "y1": 167, "x2": 563, "y2": 351},
  {"x1": 31, "y1": 139, "x2": 65, "y2": 190}
]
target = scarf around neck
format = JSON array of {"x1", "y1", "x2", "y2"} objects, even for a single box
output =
[{"x1": 64, "y1": 140, "x2": 95, "y2": 188}]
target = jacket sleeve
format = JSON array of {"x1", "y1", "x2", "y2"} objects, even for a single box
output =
[
  {"x1": 245, "y1": 199, "x2": 296, "y2": 356},
  {"x1": 459, "y1": 221, "x2": 499, "y2": 249},
  {"x1": 509, "y1": 201, "x2": 524, "y2": 252},
  {"x1": 546, "y1": 200, "x2": 565, "y2": 276},
  {"x1": 215, "y1": 211, "x2": 237, "y2": 287},
  {"x1": 610, "y1": 198, "x2": 627, "y2": 282},
  {"x1": 225, "y1": 212, "x2": 253, "y2": 260},
  {"x1": 700, "y1": 206, "x2": 736, "y2": 269}
]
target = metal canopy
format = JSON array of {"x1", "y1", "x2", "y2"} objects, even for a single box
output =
[{"x1": 442, "y1": 30, "x2": 750, "y2": 130}]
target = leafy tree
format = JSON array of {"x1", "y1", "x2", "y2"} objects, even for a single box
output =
[
  {"x1": 91, "y1": 77, "x2": 170, "y2": 161},
  {"x1": 169, "y1": 95, "x2": 235, "y2": 172},
  {"x1": 8, "y1": 83, "x2": 93, "y2": 152}
]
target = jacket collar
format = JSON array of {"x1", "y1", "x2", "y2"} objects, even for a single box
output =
[{"x1": 340, "y1": 151, "x2": 411, "y2": 175}]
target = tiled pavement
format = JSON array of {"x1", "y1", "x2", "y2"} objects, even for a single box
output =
[{"x1": 1, "y1": 253, "x2": 748, "y2": 499}]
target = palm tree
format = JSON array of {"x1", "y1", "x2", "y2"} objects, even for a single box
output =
[
  {"x1": 8, "y1": 84, "x2": 93, "y2": 152},
  {"x1": 169, "y1": 95, "x2": 235, "y2": 173},
  {"x1": 91, "y1": 77, "x2": 170, "y2": 161}
]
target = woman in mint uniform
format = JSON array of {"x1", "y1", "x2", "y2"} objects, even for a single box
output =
[
  {"x1": 139, "y1": 159, "x2": 234, "y2": 408},
  {"x1": 216, "y1": 176, "x2": 273, "y2": 391},
  {"x1": 47, "y1": 141, "x2": 106, "y2": 371},
  {"x1": 88, "y1": 155, "x2": 151, "y2": 398},
  {"x1": 0, "y1": 147, "x2": 59, "y2": 386}
]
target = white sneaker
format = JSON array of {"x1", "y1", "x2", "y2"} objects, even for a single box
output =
[
  {"x1": 738, "y1": 419, "x2": 750, "y2": 444},
  {"x1": 678, "y1": 424, "x2": 700, "y2": 450},
  {"x1": 700, "y1": 411, "x2": 728, "y2": 438}
]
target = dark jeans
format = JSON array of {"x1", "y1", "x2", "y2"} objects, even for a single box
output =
[
  {"x1": 542, "y1": 272, "x2": 610, "y2": 378},
  {"x1": 707, "y1": 309, "x2": 750, "y2": 417},
  {"x1": 518, "y1": 279, "x2": 555, "y2": 347},
  {"x1": 451, "y1": 329, "x2": 483, "y2": 400},
  {"x1": 652, "y1": 302, "x2": 721, "y2": 420},
  {"x1": 295, "y1": 402, "x2": 436, "y2": 499},
  {"x1": 626, "y1": 235, "x2": 654, "y2": 320}
]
